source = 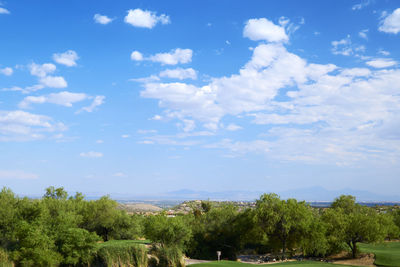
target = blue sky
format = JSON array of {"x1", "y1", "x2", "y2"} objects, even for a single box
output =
[{"x1": 1, "y1": 0, "x2": 400, "y2": 199}]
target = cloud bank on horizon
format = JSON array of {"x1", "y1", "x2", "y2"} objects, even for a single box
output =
[{"x1": 1, "y1": 1, "x2": 400, "y2": 197}]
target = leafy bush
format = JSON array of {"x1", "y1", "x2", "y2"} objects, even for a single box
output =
[{"x1": 150, "y1": 245, "x2": 185, "y2": 267}]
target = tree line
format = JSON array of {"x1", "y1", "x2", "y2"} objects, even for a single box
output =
[{"x1": 0, "y1": 186, "x2": 399, "y2": 266}]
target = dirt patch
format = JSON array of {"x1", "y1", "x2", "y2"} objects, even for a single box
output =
[{"x1": 328, "y1": 252, "x2": 375, "y2": 267}]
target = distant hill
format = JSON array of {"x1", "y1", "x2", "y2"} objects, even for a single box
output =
[{"x1": 117, "y1": 203, "x2": 163, "y2": 213}]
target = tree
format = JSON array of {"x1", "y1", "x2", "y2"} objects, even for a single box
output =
[
  {"x1": 80, "y1": 196, "x2": 121, "y2": 241},
  {"x1": 186, "y1": 204, "x2": 250, "y2": 260},
  {"x1": 144, "y1": 215, "x2": 191, "y2": 249},
  {"x1": 57, "y1": 228, "x2": 100, "y2": 266},
  {"x1": 323, "y1": 195, "x2": 391, "y2": 258},
  {"x1": 44, "y1": 186, "x2": 68, "y2": 200},
  {"x1": 255, "y1": 194, "x2": 313, "y2": 259}
]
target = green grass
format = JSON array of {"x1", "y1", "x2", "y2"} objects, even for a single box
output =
[
  {"x1": 191, "y1": 260, "x2": 354, "y2": 267},
  {"x1": 98, "y1": 239, "x2": 151, "y2": 247},
  {"x1": 359, "y1": 242, "x2": 400, "y2": 267},
  {"x1": 95, "y1": 240, "x2": 149, "y2": 267}
]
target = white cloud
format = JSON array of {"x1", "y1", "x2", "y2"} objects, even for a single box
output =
[
  {"x1": 124, "y1": 8, "x2": 170, "y2": 29},
  {"x1": 378, "y1": 49, "x2": 390, "y2": 56},
  {"x1": 366, "y1": 58, "x2": 397, "y2": 68},
  {"x1": 149, "y1": 48, "x2": 192, "y2": 65},
  {"x1": 0, "y1": 110, "x2": 66, "y2": 141},
  {"x1": 96, "y1": 139, "x2": 104, "y2": 144},
  {"x1": 331, "y1": 35, "x2": 353, "y2": 56},
  {"x1": 39, "y1": 76, "x2": 68, "y2": 88},
  {"x1": 151, "y1": 115, "x2": 162, "y2": 120},
  {"x1": 77, "y1": 95, "x2": 105, "y2": 113},
  {"x1": 2, "y1": 84, "x2": 45, "y2": 94},
  {"x1": 359, "y1": 29, "x2": 368, "y2": 39},
  {"x1": 121, "y1": 134, "x2": 130, "y2": 138},
  {"x1": 80, "y1": 151, "x2": 103, "y2": 158},
  {"x1": 113, "y1": 172, "x2": 126, "y2": 177},
  {"x1": 0, "y1": 67, "x2": 13, "y2": 76},
  {"x1": 131, "y1": 49, "x2": 192, "y2": 65},
  {"x1": 226, "y1": 123, "x2": 242, "y2": 131},
  {"x1": 53, "y1": 50, "x2": 79, "y2": 67},
  {"x1": 352, "y1": 0, "x2": 370, "y2": 10},
  {"x1": 131, "y1": 50, "x2": 143, "y2": 61},
  {"x1": 206, "y1": 139, "x2": 270, "y2": 155},
  {"x1": 19, "y1": 91, "x2": 88, "y2": 108},
  {"x1": 137, "y1": 18, "x2": 400, "y2": 164},
  {"x1": 0, "y1": 170, "x2": 38, "y2": 179},
  {"x1": 0, "y1": 7, "x2": 10, "y2": 14},
  {"x1": 159, "y1": 68, "x2": 197, "y2": 80},
  {"x1": 243, "y1": 18, "x2": 288, "y2": 43},
  {"x1": 379, "y1": 8, "x2": 400, "y2": 34},
  {"x1": 94, "y1": 14, "x2": 113, "y2": 24},
  {"x1": 29, "y1": 63, "x2": 56, "y2": 77}
]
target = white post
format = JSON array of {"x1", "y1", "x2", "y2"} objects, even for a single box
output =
[{"x1": 217, "y1": 251, "x2": 221, "y2": 261}]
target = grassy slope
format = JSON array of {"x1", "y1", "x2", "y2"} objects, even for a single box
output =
[
  {"x1": 359, "y1": 242, "x2": 400, "y2": 267},
  {"x1": 191, "y1": 260, "x2": 354, "y2": 267}
]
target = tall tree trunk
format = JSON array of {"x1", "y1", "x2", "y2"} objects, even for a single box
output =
[
  {"x1": 351, "y1": 240, "x2": 357, "y2": 259},
  {"x1": 282, "y1": 238, "x2": 286, "y2": 260}
]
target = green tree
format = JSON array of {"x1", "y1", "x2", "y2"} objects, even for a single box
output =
[
  {"x1": 323, "y1": 195, "x2": 392, "y2": 258},
  {"x1": 57, "y1": 228, "x2": 100, "y2": 266},
  {"x1": 186, "y1": 204, "x2": 255, "y2": 260},
  {"x1": 0, "y1": 188, "x2": 18, "y2": 249},
  {"x1": 255, "y1": 194, "x2": 313, "y2": 259},
  {"x1": 144, "y1": 215, "x2": 191, "y2": 249}
]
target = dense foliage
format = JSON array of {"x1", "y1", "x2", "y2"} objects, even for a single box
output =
[
  {"x1": 0, "y1": 186, "x2": 399, "y2": 266},
  {"x1": 0, "y1": 187, "x2": 142, "y2": 266}
]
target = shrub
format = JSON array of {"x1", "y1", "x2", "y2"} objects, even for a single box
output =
[{"x1": 94, "y1": 241, "x2": 148, "y2": 267}]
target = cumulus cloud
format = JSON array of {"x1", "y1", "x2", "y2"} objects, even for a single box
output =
[
  {"x1": 131, "y1": 50, "x2": 143, "y2": 61},
  {"x1": 0, "y1": 67, "x2": 13, "y2": 76},
  {"x1": 379, "y1": 8, "x2": 400, "y2": 34},
  {"x1": 149, "y1": 48, "x2": 192, "y2": 65},
  {"x1": 0, "y1": 110, "x2": 66, "y2": 141},
  {"x1": 77, "y1": 95, "x2": 105, "y2": 113},
  {"x1": 243, "y1": 18, "x2": 288, "y2": 43},
  {"x1": 124, "y1": 8, "x2": 170, "y2": 29},
  {"x1": 19, "y1": 91, "x2": 88, "y2": 108},
  {"x1": 366, "y1": 58, "x2": 397, "y2": 68},
  {"x1": 80, "y1": 151, "x2": 103, "y2": 158},
  {"x1": 137, "y1": 17, "x2": 400, "y2": 164},
  {"x1": 159, "y1": 68, "x2": 197, "y2": 80},
  {"x1": 39, "y1": 76, "x2": 68, "y2": 88},
  {"x1": 29, "y1": 63, "x2": 56, "y2": 77},
  {"x1": 131, "y1": 48, "x2": 193, "y2": 65},
  {"x1": 0, "y1": 7, "x2": 10, "y2": 14},
  {"x1": 0, "y1": 170, "x2": 38, "y2": 179},
  {"x1": 53, "y1": 50, "x2": 79, "y2": 67},
  {"x1": 94, "y1": 14, "x2": 113, "y2": 24}
]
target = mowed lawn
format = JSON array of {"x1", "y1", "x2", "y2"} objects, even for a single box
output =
[
  {"x1": 191, "y1": 260, "x2": 354, "y2": 267},
  {"x1": 359, "y1": 242, "x2": 400, "y2": 267}
]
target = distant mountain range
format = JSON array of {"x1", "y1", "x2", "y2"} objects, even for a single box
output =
[
  {"x1": 24, "y1": 186, "x2": 399, "y2": 202},
  {"x1": 101, "y1": 186, "x2": 400, "y2": 202}
]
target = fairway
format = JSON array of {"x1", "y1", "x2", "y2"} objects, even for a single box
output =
[
  {"x1": 190, "y1": 260, "x2": 354, "y2": 267},
  {"x1": 359, "y1": 242, "x2": 400, "y2": 267}
]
